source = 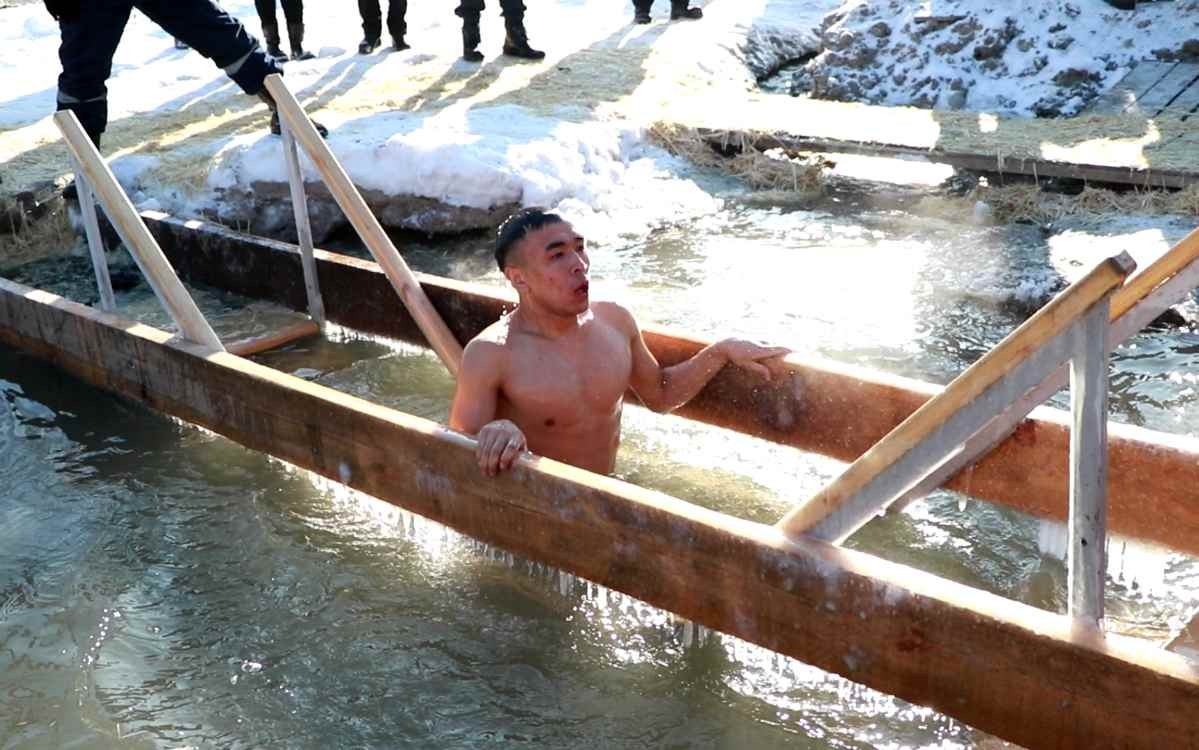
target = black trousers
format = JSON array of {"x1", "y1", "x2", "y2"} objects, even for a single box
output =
[
  {"x1": 455, "y1": 0, "x2": 525, "y2": 26},
  {"x1": 56, "y1": 0, "x2": 278, "y2": 142},
  {"x1": 633, "y1": 0, "x2": 685, "y2": 12},
  {"x1": 255, "y1": 0, "x2": 303, "y2": 28},
  {"x1": 358, "y1": 0, "x2": 406, "y2": 41}
]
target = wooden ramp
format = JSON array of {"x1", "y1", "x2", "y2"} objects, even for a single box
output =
[{"x1": 1085, "y1": 61, "x2": 1199, "y2": 119}]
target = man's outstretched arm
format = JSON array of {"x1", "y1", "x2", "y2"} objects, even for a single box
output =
[
  {"x1": 449, "y1": 340, "x2": 527, "y2": 476},
  {"x1": 612, "y1": 305, "x2": 789, "y2": 414}
]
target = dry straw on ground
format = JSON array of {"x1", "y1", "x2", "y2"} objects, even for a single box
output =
[
  {"x1": 0, "y1": 204, "x2": 76, "y2": 272},
  {"x1": 647, "y1": 122, "x2": 827, "y2": 195},
  {"x1": 973, "y1": 183, "x2": 1199, "y2": 224}
]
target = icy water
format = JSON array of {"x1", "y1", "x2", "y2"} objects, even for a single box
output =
[{"x1": 3, "y1": 200, "x2": 1199, "y2": 748}]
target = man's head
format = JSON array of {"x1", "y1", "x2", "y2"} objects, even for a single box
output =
[{"x1": 495, "y1": 208, "x2": 590, "y2": 316}]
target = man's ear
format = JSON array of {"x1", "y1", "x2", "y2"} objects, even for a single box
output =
[{"x1": 504, "y1": 265, "x2": 528, "y2": 294}]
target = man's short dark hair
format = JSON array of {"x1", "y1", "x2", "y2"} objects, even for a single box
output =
[{"x1": 495, "y1": 208, "x2": 564, "y2": 270}]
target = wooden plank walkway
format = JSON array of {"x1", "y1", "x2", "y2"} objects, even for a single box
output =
[{"x1": 1084, "y1": 61, "x2": 1199, "y2": 118}]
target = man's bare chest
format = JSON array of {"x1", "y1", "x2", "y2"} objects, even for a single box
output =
[{"x1": 501, "y1": 327, "x2": 632, "y2": 421}]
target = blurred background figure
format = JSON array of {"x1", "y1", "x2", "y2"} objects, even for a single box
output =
[
  {"x1": 633, "y1": 0, "x2": 702, "y2": 24},
  {"x1": 356, "y1": 0, "x2": 407, "y2": 54},
  {"x1": 255, "y1": 0, "x2": 315, "y2": 61},
  {"x1": 455, "y1": 0, "x2": 543, "y2": 63}
]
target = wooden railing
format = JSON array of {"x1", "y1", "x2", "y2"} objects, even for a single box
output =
[
  {"x1": 57, "y1": 109, "x2": 324, "y2": 357},
  {"x1": 263, "y1": 74, "x2": 463, "y2": 376},
  {"x1": 56, "y1": 110, "x2": 225, "y2": 351},
  {"x1": 777, "y1": 252, "x2": 1136, "y2": 624}
]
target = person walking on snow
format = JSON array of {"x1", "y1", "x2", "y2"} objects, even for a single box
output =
[
  {"x1": 357, "y1": 0, "x2": 408, "y2": 54},
  {"x1": 455, "y1": 0, "x2": 543, "y2": 63},
  {"x1": 255, "y1": 0, "x2": 316, "y2": 62},
  {"x1": 633, "y1": 0, "x2": 702, "y2": 24},
  {"x1": 43, "y1": 0, "x2": 325, "y2": 159}
]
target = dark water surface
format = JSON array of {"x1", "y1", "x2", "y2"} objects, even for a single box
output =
[{"x1": 3, "y1": 202, "x2": 1198, "y2": 748}]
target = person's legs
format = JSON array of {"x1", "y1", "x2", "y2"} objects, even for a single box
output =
[
  {"x1": 386, "y1": 0, "x2": 408, "y2": 50},
  {"x1": 254, "y1": 0, "x2": 286, "y2": 59},
  {"x1": 455, "y1": 0, "x2": 484, "y2": 62},
  {"x1": 669, "y1": 0, "x2": 702, "y2": 20},
  {"x1": 632, "y1": 0, "x2": 652, "y2": 24},
  {"x1": 357, "y1": 0, "x2": 382, "y2": 52},
  {"x1": 56, "y1": 0, "x2": 134, "y2": 146},
  {"x1": 136, "y1": 0, "x2": 281, "y2": 102},
  {"x1": 499, "y1": 0, "x2": 542, "y2": 60},
  {"x1": 281, "y1": 0, "x2": 314, "y2": 59}
]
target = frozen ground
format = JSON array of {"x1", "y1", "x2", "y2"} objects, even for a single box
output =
[
  {"x1": 0, "y1": 0, "x2": 843, "y2": 240},
  {"x1": 1, "y1": 0, "x2": 1196, "y2": 243}
]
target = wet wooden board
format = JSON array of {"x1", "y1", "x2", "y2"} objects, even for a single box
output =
[
  {"x1": 1084, "y1": 61, "x2": 1176, "y2": 115},
  {"x1": 1086, "y1": 61, "x2": 1199, "y2": 117},
  {"x1": 141, "y1": 212, "x2": 1199, "y2": 559},
  {"x1": 2, "y1": 275, "x2": 1199, "y2": 749},
  {"x1": 1135, "y1": 63, "x2": 1199, "y2": 113}
]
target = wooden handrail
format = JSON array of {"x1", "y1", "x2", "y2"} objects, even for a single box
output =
[
  {"x1": 777, "y1": 252, "x2": 1136, "y2": 537},
  {"x1": 53, "y1": 111, "x2": 224, "y2": 351},
  {"x1": 1111, "y1": 225, "x2": 1199, "y2": 320},
  {"x1": 263, "y1": 75, "x2": 462, "y2": 376}
]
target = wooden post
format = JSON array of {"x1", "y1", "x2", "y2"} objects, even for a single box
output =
[
  {"x1": 1069, "y1": 300, "x2": 1110, "y2": 626},
  {"x1": 776, "y1": 253, "x2": 1135, "y2": 542},
  {"x1": 52, "y1": 111, "x2": 224, "y2": 351},
  {"x1": 71, "y1": 156, "x2": 116, "y2": 312},
  {"x1": 263, "y1": 74, "x2": 462, "y2": 376},
  {"x1": 279, "y1": 119, "x2": 325, "y2": 327}
]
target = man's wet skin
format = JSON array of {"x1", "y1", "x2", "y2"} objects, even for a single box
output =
[{"x1": 449, "y1": 211, "x2": 789, "y2": 476}]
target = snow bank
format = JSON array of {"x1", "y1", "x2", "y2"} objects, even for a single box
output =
[
  {"x1": 788, "y1": 0, "x2": 1199, "y2": 116},
  {"x1": 205, "y1": 105, "x2": 717, "y2": 241}
]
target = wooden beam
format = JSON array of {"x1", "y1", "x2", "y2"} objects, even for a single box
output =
[
  {"x1": 279, "y1": 119, "x2": 325, "y2": 327},
  {"x1": 263, "y1": 74, "x2": 462, "y2": 375},
  {"x1": 706, "y1": 130, "x2": 1199, "y2": 190},
  {"x1": 225, "y1": 319, "x2": 321, "y2": 357},
  {"x1": 1112, "y1": 225, "x2": 1199, "y2": 321},
  {"x1": 890, "y1": 225, "x2": 1199, "y2": 518},
  {"x1": 52, "y1": 111, "x2": 224, "y2": 351},
  {"x1": 1, "y1": 275, "x2": 1198, "y2": 748},
  {"x1": 1068, "y1": 302, "x2": 1110, "y2": 626},
  {"x1": 775, "y1": 254, "x2": 1136, "y2": 541},
  {"x1": 139, "y1": 213, "x2": 1199, "y2": 558},
  {"x1": 71, "y1": 156, "x2": 116, "y2": 312}
]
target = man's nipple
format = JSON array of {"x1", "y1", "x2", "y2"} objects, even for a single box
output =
[{"x1": 544, "y1": 418, "x2": 556, "y2": 427}]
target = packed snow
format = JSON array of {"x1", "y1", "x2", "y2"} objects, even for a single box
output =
[
  {"x1": 787, "y1": 0, "x2": 1199, "y2": 117},
  {"x1": 1, "y1": 0, "x2": 1197, "y2": 234}
]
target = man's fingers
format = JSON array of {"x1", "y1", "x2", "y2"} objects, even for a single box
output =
[
  {"x1": 757, "y1": 346, "x2": 790, "y2": 360},
  {"x1": 499, "y1": 440, "x2": 521, "y2": 470},
  {"x1": 746, "y1": 361, "x2": 771, "y2": 379}
]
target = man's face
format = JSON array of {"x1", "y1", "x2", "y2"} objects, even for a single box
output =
[{"x1": 504, "y1": 221, "x2": 591, "y2": 316}]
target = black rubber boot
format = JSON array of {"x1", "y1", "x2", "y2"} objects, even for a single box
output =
[
  {"x1": 633, "y1": 10, "x2": 651, "y2": 23},
  {"x1": 669, "y1": 0, "x2": 702, "y2": 20},
  {"x1": 288, "y1": 23, "x2": 315, "y2": 61},
  {"x1": 258, "y1": 91, "x2": 328, "y2": 138},
  {"x1": 263, "y1": 23, "x2": 288, "y2": 60},
  {"x1": 502, "y1": 24, "x2": 544, "y2": 60},
  {"x1": 392, "y1": 35, "x2": 409, "y2": 51},
  {"x1": 461, "y1": 17, "x2": 483, "y2": 62},
  {"x1": 358, "y1": 37, "x2": 381, "y2": 54}
]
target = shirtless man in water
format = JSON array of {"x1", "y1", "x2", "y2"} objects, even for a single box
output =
[{"x1": 449, "y1": 208, "x2": 788, "y2": 476}]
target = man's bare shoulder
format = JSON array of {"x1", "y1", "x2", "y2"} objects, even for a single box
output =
[
  {"x1": 462, "y1": 315, "x2": 516, "y2": 368},
  {"x1": 590, "y1": 301, "x2": 638, "y2": 336}
]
